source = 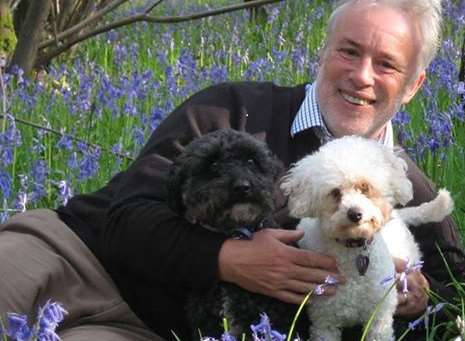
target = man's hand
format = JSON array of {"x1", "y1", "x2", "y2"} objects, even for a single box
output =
[
  {"x1": 218, "y1": 228, "x2": 345, "y2": 304},
  {"x1": 394, "y1": 258, "x2": 430, "y2": 317}
]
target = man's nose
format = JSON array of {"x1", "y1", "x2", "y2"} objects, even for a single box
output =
[{"x1": 350, "y1": 58, "x2": 375, "y2": 87}]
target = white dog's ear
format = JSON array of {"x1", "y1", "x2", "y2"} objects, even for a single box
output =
[
  {"x1": 384, "y1": 148, "x2": 413, "y2": 206},
  {"x1": 280, "y1": 157, "x2": 317, "y2": 218}
]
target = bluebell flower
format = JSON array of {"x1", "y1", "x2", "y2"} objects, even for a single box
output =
[
  {"x1": 31, "y1": 160, "x2": 48, "y2": 184},
  {"x1": 150, "y1": 107, "x2": 164, "y2": 131},
  {"x1": 2, "y1": 147, "x2": 13, "y2": 166},
  {"x1": 67, "y1": 152, "x2": 79, "y2": 170},
  {"x1": 36, "y1": 300, "x2": 68, "y2": 340},
  {"x1": 210, "y1": 66, "x2": 228, "y2": 84},
  {"x1": 267, "y1": 6, "x2": 280, "y2": 24},
  {"x1": 58, "y1": 180, "x2": 73, "y2": 206},
  {"x1": 393, "y1": 111, "x2": 411, "y2": 126},
  {"x1": 381, "y1": 260, "x2": 424, "y2": 289},
  {"x1": 14, "y1": 192, "x2": 28, "y2": 213},
  {"x1": 132, "y1": 128, "x2": 145, "y2": 146},
  {"x1": 250, "y1": 313, "x2": 286, "y2": 341},
  {"x1": 314, "y1": 275, "x2": 338, "y2": 296},
  {"x1": 6, "y1": 313, "x2": 32, "y2": 341},
  {"x1": 78, "y1": 147, "x2": 100, "y2": 181},
  {"x1": 0, "y1": 169, "x2": 12, "y2": 199},
  {"x1": 57, "y1": 134, "x2": 73, "y2": 151},
  {"x1": 408, "y1": 303, "x2": 445, "y2": 331},
  {"x1": 221, "y1": 332, "x2": 237, "y2": 341}
]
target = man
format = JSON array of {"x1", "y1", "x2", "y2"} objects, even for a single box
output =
[{"x1": 1, "y1": 0, "x2": 463, "y2": 340}]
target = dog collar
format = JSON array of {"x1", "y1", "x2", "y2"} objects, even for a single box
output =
[
  {"x1": 335, "y1": 237, "x2": 372, "y2": 248},
  {"x1": 334, "y1": 238, "x2": 373, "y2": 276}
]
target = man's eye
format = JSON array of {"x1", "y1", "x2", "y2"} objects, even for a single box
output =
[
  {"x1": 340, "y1": 48, "x2": 358, "y2": 57},
  {"x1": 379, "y1": 60, "x2": 398, "y2": 72}
]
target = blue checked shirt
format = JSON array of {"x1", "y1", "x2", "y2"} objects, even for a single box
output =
[{"x1": 291, "y1": 83, "x2": 393, "y2": 148}]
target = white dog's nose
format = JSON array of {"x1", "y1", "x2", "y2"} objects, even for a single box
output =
[{"x1": 347, "y1": 207, "x2": 363, "y2": 223}]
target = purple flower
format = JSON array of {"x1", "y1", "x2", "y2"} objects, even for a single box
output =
[
  {"x1": 381, "y1": 260, "x2": 424, "y2": 289},
  {"x1": 151, "y1": 108, "x2": 164, "y2": 130},
  {"x1": 132, "y1": 127, "x2": 145, "y2": 146},
  {"x1": 58, "y1": 180, "x2": 73, "y2": 205},
  {"x1": 408, "y1": 303, "x2": 445, "y2": 330},
  {"x1": 78, "y1": 147, "x2": 100, "y2": 181},
  {"x1": 250, "y1": 313, "x2": 286, "y2": 341},
  {"x1": 57, "y1": 134, "x2": 73, "y2": 151},
  {"x1": 37, "y1": 300, "x2": 68, "y2": 340},
  {"x1": 6, "y1": 313, "x2": 32, "y2": 341},
  {"x1": 221, "y1": 332, "x2": 237, "y2": 341},
  {"x1": 14, "y1": 192, "x2": 28, "y2": 212},
  {"x1": 314, "y1": 275, "x2": 338, "y2": 296},
  {"x1": 67, "y1": 152, "x2": 78, "y2": 169},
  {"x1": 393, "y1": 111, "x2": 411, "y2": 126},
  {"x1": 0, "y1": 169, "x2": 12, "y2": 199}
]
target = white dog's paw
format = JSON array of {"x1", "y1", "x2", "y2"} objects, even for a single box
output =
[{"x1": 434, "y1": 189, "x2": 454, "y2": 218}]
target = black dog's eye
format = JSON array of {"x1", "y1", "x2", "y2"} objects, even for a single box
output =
[{"x1": 247, "y1": 159, "x2": 256, "y2": 166}]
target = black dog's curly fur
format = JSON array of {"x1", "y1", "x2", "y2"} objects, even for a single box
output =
[{"x1": 168, "y1": 129, "x2": 297, "y2": 339}]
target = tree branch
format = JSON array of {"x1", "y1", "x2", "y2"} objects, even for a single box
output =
[
  {"x1": 39, "y1": 0, "x2": 129, "y2": 49},
  {"x1": 38, "y1": 0, "x2": 283, "y2": 65},
  {"x1": 144, "y1": 0, "x2": 163, "y2": 14}
]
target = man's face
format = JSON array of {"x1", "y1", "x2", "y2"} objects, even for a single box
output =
[{"x1": 316, "y1": 3, "x2": 426, "y2": 138}]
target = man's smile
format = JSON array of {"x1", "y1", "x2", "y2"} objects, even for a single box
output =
[{"x1": 339, "y1": 90, "x2": 375, "y2": 106}]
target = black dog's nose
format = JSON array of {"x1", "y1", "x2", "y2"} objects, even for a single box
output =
[
  {"x1": 233, "y1": 179, "x2": 252, "y2": 194},
  {"x1": 347, "y1": 208, "x2": 363, "y2": 223}
]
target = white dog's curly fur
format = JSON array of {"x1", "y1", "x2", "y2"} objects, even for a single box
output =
[{"x1": 280, "y1": 136, "x2": 453, "y2": 341}]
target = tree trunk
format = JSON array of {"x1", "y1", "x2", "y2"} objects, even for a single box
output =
[
  {"x1": 13, "y1": 0, "x2": 29, "y2": 36},
  {"x1": 9, "y1": 0, "x2": 51, "y2": 74}
]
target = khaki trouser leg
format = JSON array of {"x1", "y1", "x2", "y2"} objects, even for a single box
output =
[{"x1": 0, "y1": 209, "x2": 164, "y2": 341}]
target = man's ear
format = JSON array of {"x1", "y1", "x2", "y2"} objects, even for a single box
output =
[{"x1": 401, "y1": 71, "x2": 426, "y2": 104}]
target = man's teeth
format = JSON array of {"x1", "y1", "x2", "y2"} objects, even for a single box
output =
[{"x1": 341, "y1": 93, "x2": 371, "y2": 105}]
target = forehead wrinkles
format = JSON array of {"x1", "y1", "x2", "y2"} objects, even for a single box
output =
[{"x1": 326, "y1": 2, "x2": 422, "y2": 69}]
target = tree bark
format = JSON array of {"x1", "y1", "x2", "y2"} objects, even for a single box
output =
[{"x1": 9, "y1": 0, "x2": 51, "y2": 74}]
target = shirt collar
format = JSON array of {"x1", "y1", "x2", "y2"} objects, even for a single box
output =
[{"x1": 291, "y1": 83, "x2": 394, "y2": 148}]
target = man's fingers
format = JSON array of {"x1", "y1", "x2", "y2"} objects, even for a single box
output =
[
  {"x1": 393, "y1": 257, "x2": 407, "y2": 272},
  {"x1": 291, "y1": 247, "x2": 339, "y2": 272},
  {"x1": 397, "y1": 292, "x2": 408, "y2": 306},
  {"x1": 274, "y1": 285, "x2": 337, "y2": 305},
  {"x1": 285, "y1": 278, "x2": 338, "y2": 295},
  {"x1": 265, "y1": 228, "x2": 304, "y2": 244},
  {"x1": 289, "y1": 266, "x2": 345, "y2": 285}
]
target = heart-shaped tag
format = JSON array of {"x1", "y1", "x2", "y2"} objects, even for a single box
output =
[{"x1": 356, "y1": 255, "x2": 370, "y2": 276}]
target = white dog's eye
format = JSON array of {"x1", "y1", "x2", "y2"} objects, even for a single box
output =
[
  {"x1": 359, "y1": 182, "x2": 370, "y2": 194},
  {"x1": 330, "y1": 188, "x2": 341, "y2": 200}
]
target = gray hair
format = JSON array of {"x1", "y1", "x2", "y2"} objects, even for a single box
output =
[{"x1": 325, "y1": 0, "x2": 442, "y2": 73}]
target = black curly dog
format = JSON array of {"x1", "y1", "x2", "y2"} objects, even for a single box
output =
[{"x1": 167, "y1": 129, "x2": 298, "y2": 339}]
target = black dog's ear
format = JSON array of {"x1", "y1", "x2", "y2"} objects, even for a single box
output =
[
  {"x1": 166, "y1": 156, "x2": 187, "y2": 215},
  {"x1": 270, "y1": 153, "x2": 285, "y2": 180}
]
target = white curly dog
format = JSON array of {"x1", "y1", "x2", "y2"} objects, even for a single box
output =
[{"x1": 280, "y1": 136, "x2": 453, "y2": 341}]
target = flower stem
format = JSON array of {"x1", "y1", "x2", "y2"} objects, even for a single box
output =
[
  {"x1": 286, "y1": 289, "x2": 314, "y2": 341},
  {"x1": 360, "y1": 281, "x2": 397, "y2": 341}
]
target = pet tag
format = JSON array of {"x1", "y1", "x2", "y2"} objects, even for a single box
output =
[{"x1": 356, "y1": 255, "x2": 370, "y2": 276}]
